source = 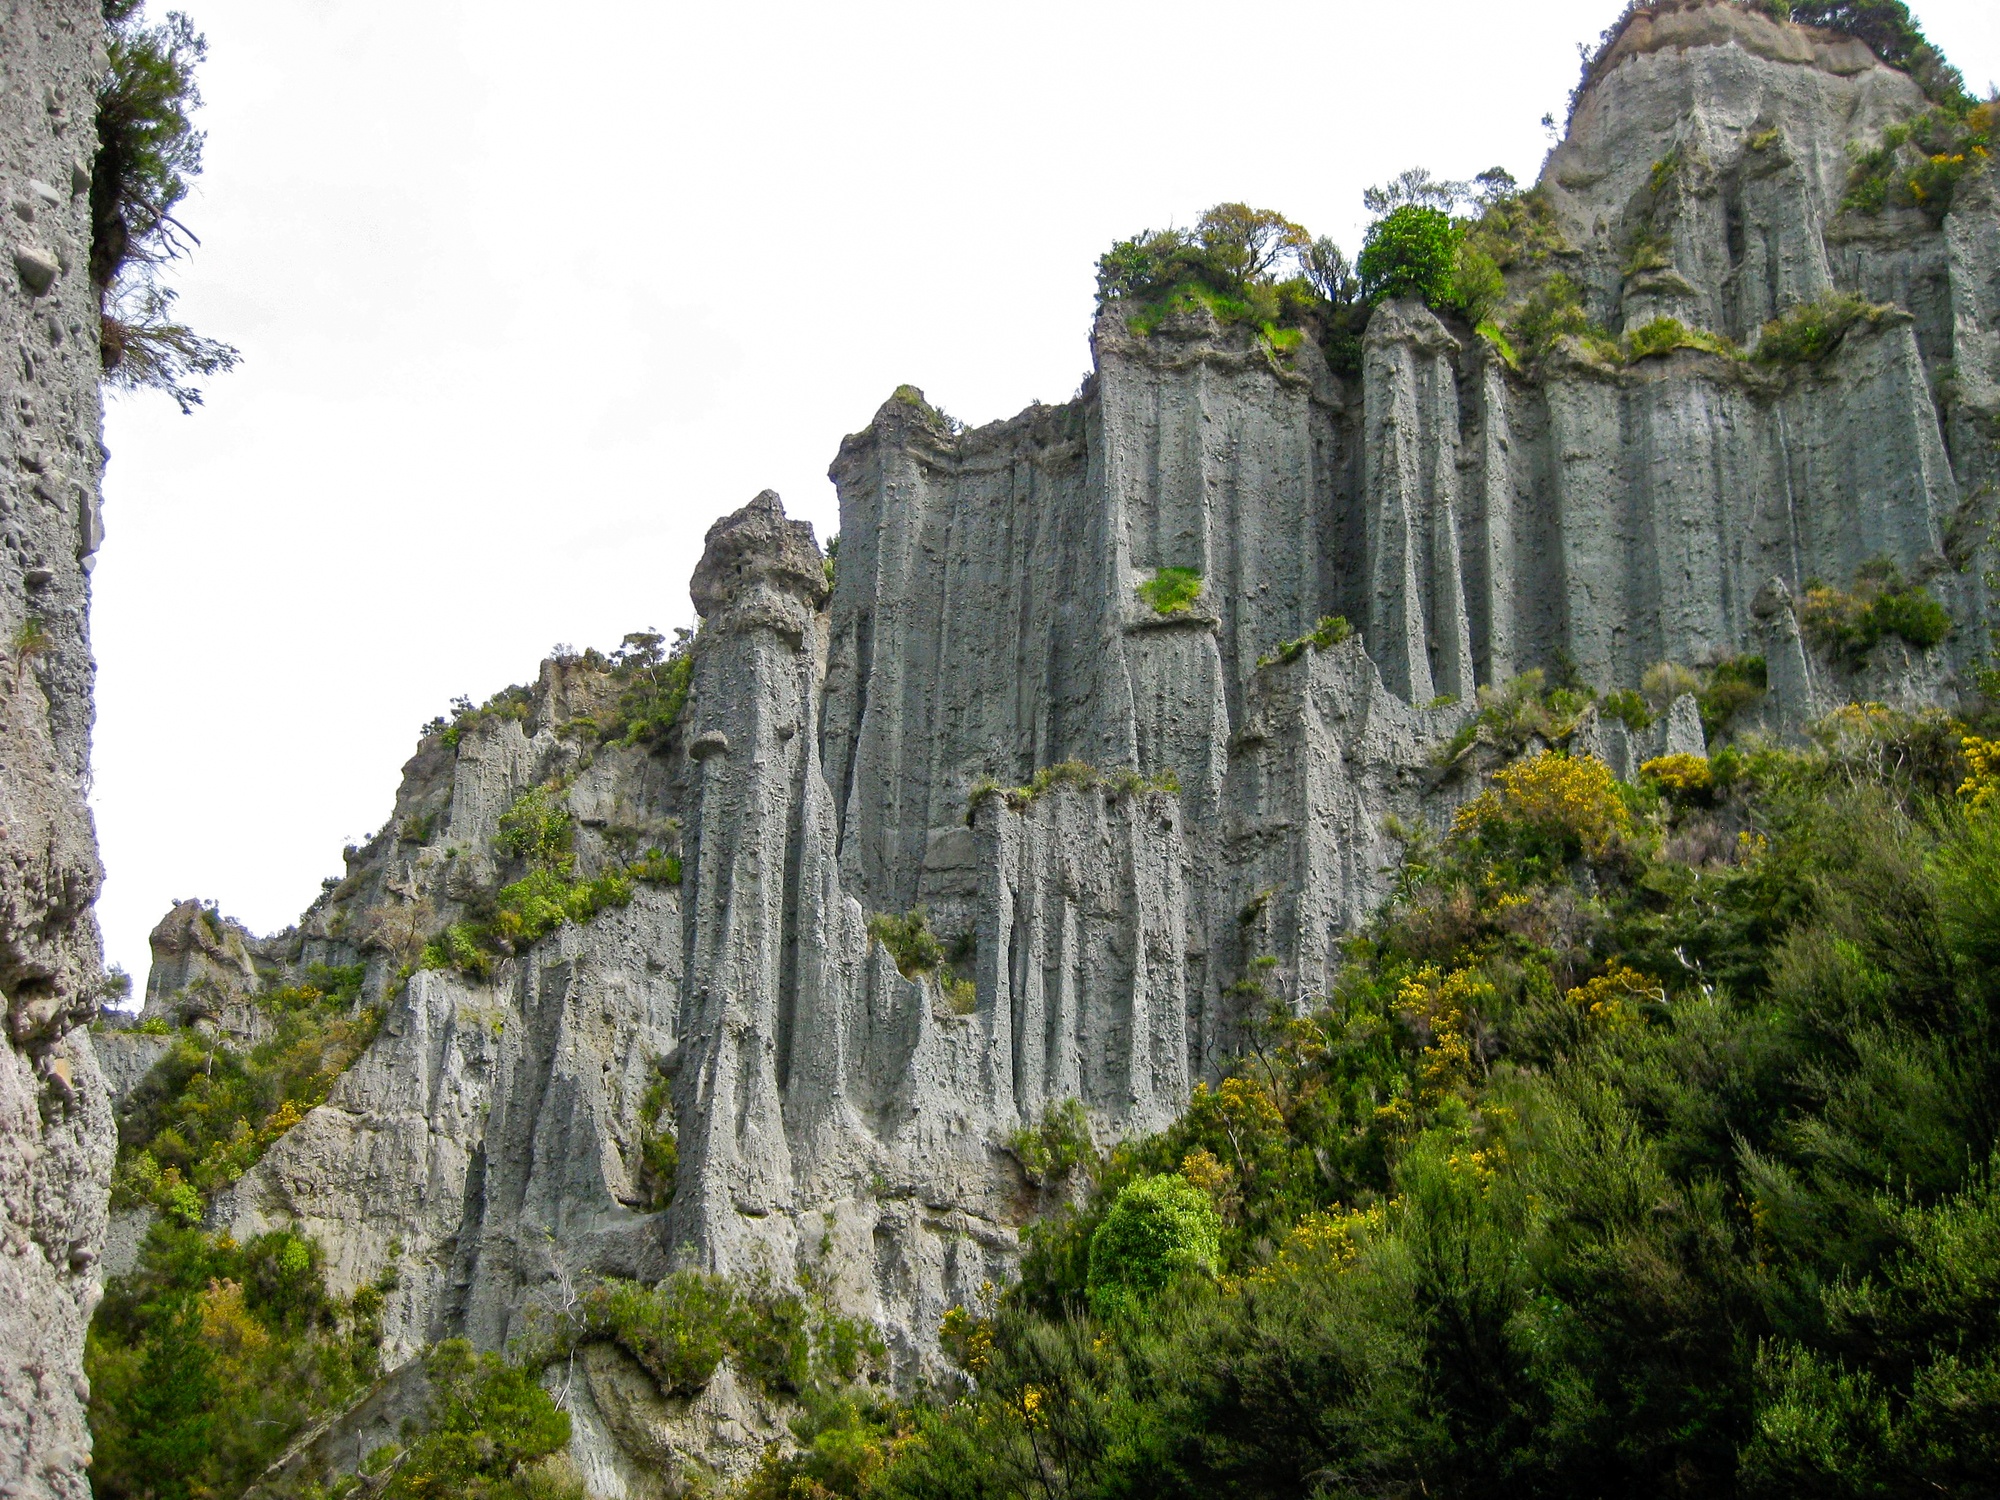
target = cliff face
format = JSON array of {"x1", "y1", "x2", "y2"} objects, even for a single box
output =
[
  {"x1": 121, "y1": 4, "x2": 1999, "y2": 1492},
  {"x1": 0, "y1": 2, "x2": 113, "y2": 1495}
]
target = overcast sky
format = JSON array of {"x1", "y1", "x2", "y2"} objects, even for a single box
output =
[{"x1": 90, "y1": 1, "x2": 2000, "y2": 989}]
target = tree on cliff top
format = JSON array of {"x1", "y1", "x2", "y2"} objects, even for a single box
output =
[{"x1": 94, "y1": 0, "x2": 238, "y2": 412}]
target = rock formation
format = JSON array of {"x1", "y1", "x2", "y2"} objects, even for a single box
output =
[
  {"x1": 113, "y1": 3, "x2": 1999, "y2": 1492},
  {"x1": 0, "y1": 2, "x2": 113, "y2": 1495}
]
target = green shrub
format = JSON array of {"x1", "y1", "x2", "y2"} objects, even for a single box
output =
[
  {"x1": 1357, "y1": 205, "x2": 1460, "y2": 307},
  {"x1": 628, "y1": 847, "x2": 682, "y2": 885},
  {"x1": 1755, "y1": 293, "x2": 1892, "y2": 366},
  {"x1": 1257, "y1": 614, "x2": 1354, "y2": 670},
  {"x1": 1803, "y1": 560, "x2": 1953, "y2": 665},
  {"x1": 1432, "y1": 668, "x2": 1596, "y2": 769},
  {"x1": 868, "y1": 907, "x2": 945, "y2": 979},
  {"x1": 520, "y1": 1270, "x2": 883, "y2": 1403},
  {"x1": 1096, "y1": 202, "x2": 1374, "y2": 374},
  {"x1": 1842, "y1": 102, "x2": 1991, "y2": 221},
  {"x1": 1009, "y1": 1098, "x2": 1098, "y2": 1186},
  {"x1": 1698, "y1": 655, "x2": 1769, "y2": 740},
  {"x1": 1624, "y1": 316, "x2": 1742, "y2": 362},
  {"x1": 1461, "y1": 182, "x2": 1567, "y2": 271},
  {"x1": 438, "y1": 684, "x2": 533, "y2": 752},
  {"x1": 1137, "y1": 566, "x2": 1203, "y2": 616},
  {"x1": 868, "y1": 912, "x2": 976, "y2": 1016},
  {"x1": 1602, "y1": 688, "x2": 1653, "y2": 732},
  {"x1": 636, "y1": 1068, "x2": 678, "y2": 1211},
  {"x1": 598, "y1": 628, "x2": 697, "y2": 747},
  {"x1": 496, "y1": 784, "x2": 574, "y2": 874},
  {"x1": 1642, "y1": 660, "x2": 1705, "y2": 713},
  {"x1": 1506, "y1": 272, "x2": 1599, "y2": 361},
  {"x1": 1086, "y1": 1173, "x2": 1221, "y2": 1318}
]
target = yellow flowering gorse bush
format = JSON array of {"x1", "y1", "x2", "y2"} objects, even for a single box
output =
[{"x1": 1454, "y1": 750, "x2": 1632, "y2": 858}]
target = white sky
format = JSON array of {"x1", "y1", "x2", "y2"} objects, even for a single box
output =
[{"x1": 90, "y1": 1, "x2": 2000, "y2": 988}]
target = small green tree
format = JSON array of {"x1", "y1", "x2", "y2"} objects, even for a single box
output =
[
  {"x1": 1086, "y1": 1172, "x2": 1221, "y2": 1318},
  {"x1": 1192, "y1": 203, "x2": 1310, "y2": 288},
  {"x1": 1357, "y1": 205, "x2": 1463, "y2": 308}
]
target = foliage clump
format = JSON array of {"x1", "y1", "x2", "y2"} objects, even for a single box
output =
[
  {"x1": 635, "y1": 1066, "x2": 678, "y2": 1211},
  {"x1": 112, "y1": 965, "x2": 379, "y2": 1217},
  {"x1": 1433, "y1": 668, "x2": 1600, "y2": 767},
  {"x1": 1085, "y1": 1172, "x2": 1222, "y2": 1319},
  {"x1": 1096, "y1": 202, "x2": 1367, "y2": 368},
  {"x1": 433, "y1": 684, "x2": 534, "y2": 752},
  {"x1": 1256, "y1": 614, "x2": 1353, "y2": 670},
  {"x1": 1841, "y1": 102, "x2": 1993, "y2": 222},
  {"x1": 333, "y1": 1339, "x2": 579, "y2": 1500},
  {"x1": 86, "y1": 1220, "x2": 382, "y2": 1500},
  {"x1": 1803, "y1": 559, "x2": 1953, "y2": 665},
  {"x1": 519, "y1": 1270, "x2": 884, "y2": 1404},
  {"x1": 1135, "y1": 566, "x2": 1204, "y2": 616},
  {"x1": 1755, "y1": 292, "x2": 1897, "y2": 366},
  {"x1": 967, "y1": 760, "x2": 1182, "y2": 822},
  {"x1": 867, "y1": 906, "x2": 976, "y2": 1014},
  {"x1": 1008, "y1": 1098, "x2": 1099, "y2": 1187},
  {"x1": 94, "y1": 2, "x2": 238, "y2": 410},
  {"x1": 1356, "y1": 168, "x2": 1529, "y2": 329},
  {"x1": 868, "y1": 906, "x2": 945, "y2": 979},
  {"x1": 1624, "y1": 315, "x2": 1742, "y2": 362}
]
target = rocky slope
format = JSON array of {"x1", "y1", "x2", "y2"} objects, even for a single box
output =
[
  {"x1": 0, "y1": 2, "x2": 113, "y2": 1496},
  {"x1": 113, "y1": 3, "x2": 1999, "y2": 1493}
]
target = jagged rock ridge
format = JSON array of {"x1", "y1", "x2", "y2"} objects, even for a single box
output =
[{"x1": 111, "y1": 4, "x2": 1999, "y2": 1493}]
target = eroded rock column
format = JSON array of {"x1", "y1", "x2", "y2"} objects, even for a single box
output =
[
  {"x1": 672, "y1": 492, "x2": 830, "y2": 1272},
  {"x1": 0, "y1": 3, "x2": 114, "y2": 1495}
]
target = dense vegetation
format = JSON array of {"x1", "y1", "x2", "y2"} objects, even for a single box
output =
[
  {"x1": 111, "y1": 964, "x2": 379, "y2": 1220},
  {"x1": 95, "y1": 1, "x2": 238, "y2": 409},
  {"x1": 732, "y1": 704, "x2": 2000, "y2": 1497},
  {"x1": 87, "y1": 1221, "x2": 384, "y2": 1500},
  {"x1": 307, "y1": 1340, "x2": 581, "y2": 1500}
]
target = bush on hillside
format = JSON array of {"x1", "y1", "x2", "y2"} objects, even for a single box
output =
[{"x1": 1085, "y1": 1173, "x2": 1222, "y2": 1319}]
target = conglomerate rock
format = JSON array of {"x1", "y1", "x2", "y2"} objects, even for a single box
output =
[
  {"x1": 0, "y1": 2, "x2": 113, "y2": 1495},
  {"x1": 125, "y1": 5, "x2": 1999, "y2": 1492}
]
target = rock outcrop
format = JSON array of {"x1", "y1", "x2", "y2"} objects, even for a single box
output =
[
  {"x1": 0, "y1": 2, "x2": 113, "y2": 1495},
  {"x1": 120, "y1": 4, "x2": 1999, "y2": 1493}
]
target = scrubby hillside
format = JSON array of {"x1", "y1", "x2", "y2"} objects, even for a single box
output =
[{"x1": 81, "y1": 0, "x2": 2000, "y2": 1495}]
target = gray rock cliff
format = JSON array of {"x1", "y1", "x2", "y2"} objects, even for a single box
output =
[
  {"x1": 0, "y1": 2, "x2": 112, "y2": 1495},
  {"x1": 124, "y1": 5, "x2": 2000, "y2": 1492}
]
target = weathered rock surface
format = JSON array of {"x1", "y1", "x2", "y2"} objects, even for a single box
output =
[
  {"x1": 123, "y1": 5, "x2": 1999, "y2": 1494},
  {"x1": 0, "y1": 3, "x2": 112, "y2": 1495}
]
